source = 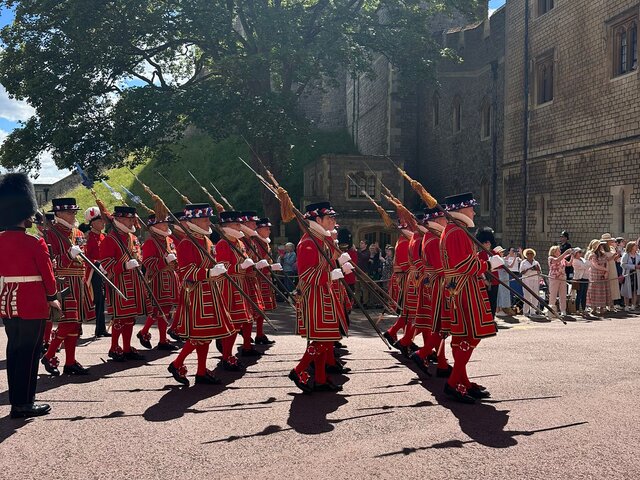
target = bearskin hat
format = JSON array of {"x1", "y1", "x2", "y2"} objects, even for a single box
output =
[
  {"x1": 475, "y1": 226, "x2": 496, "y2": 248},
  {"x1": 0, "y1": 173, "x2": 38, "y2": 227},
  {"x1": 337, "y1": 228, "x2": 353, "y2": 247}
]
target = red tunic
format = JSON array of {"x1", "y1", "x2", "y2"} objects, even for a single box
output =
[
  {"x1": 142, "y1": 234, "x2": 179, "y2": 307},
  {"x1": 389, "y1": 235, "x2": 410, "y2": 307},
  {"x1": 344, "y1": 249, "x2": 358, "y2": 286},
  {"x1": 44, "y1": 224, "x2": 95, "y2": 323},
  {"x1": 440, "y1": 223, "x2": 496, "y2": 339},
  {"x1": 173, "y1": 235, "x2": 234, "y2": 340},
  {"x1": 415, "y1": 230, "x2": 445, "y2": 331},
  {"x1": 254, "y1": 236, "x2": 277, "y2": 311},
  {"x1": 240, "y1": 236, "x2": 266, "y2": 316},
  {"x1": 295, "y1": 232, "x2": 347, "y2": 341},
  {"x1": 402, "y1": 231, "x2": 425, "y2": 318},
  {"x1": 100, "y1": 230, "x2": 147, "y2": 320},
  {"x1": 215, "y1": 237, "x2": 253, "y2": 326},
  {"x1": 0, "y1": 228, "x2": 57, "y2": 320},
  {"x1": 85, "y1": 230, "x2": 104, "y2": 263}
]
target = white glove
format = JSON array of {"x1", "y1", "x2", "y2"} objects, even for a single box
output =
[
  {"x1": 489, "y1": 255, "x2": 505, "y2": 270},
  {"x1": 330, "y1": 268, "x2": 344, "y2": 281},
  {"x1": 270, "y1": 262, "x2": 283, "y2": 271},
  {"x1": 341, "y1": 262, "x2": 354, "y2": 274},
  {"x1": 240, "y1": 258, "x2": 255, "y2": 270},
  {"x1": 68, "y1": 245, "x2": 83, "y2": 260},
  {"x1": 99, "y1": 264, "x2": 107, "y2": 275},
  {"x1": 338, "y1": 252, "x2": 352, "y2": 266},
  {"x1": 256, "y1": 259, "x2": 269, "y2": 269},
  {"x1": 209, "y1": 263, "x2": 228, "y2": 278},
  {"x1": 126, "y1": 259, "x2": 140, "y2": 270},
  {"x1": 165, "y1": 253, "x2": 177, "y2": 263}
]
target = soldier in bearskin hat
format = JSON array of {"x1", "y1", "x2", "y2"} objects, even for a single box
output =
[
  {"x1": 41, "y1": 197, "x2": 95, "y2": 376},
  {"x1": 167, "y1": 203, "x2": 235, "y2": 385},
  {"x1": 440, "y1": 193, "x2": 501, "y2": 403},
  {"x1": 84, "y1": 206, "x2": 110, "y2": 337},
  {"x1": 288, "y1": 201, "x2": 349, "y2": 393},
  {"x1": 99, "y1": 205, "x2": 147, "y2": 362},
  {"x1": 0, "y1": 173, "x2": 59, "y2": 418},
  {"x1": 136, "y1": 199, "x2": 179, "y2": 351}
]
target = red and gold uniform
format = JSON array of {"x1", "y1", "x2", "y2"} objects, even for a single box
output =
[
  {"x1": 440, "y1": 193, "x2": 496, "y2": 402},
  {"x1": 396, "y1": 225, "x2": 426, "y2": 349},
  {"x1": 384, "y1": 231, "x2": 411, "y2": 343},
  {"x1": 42, "y1": 198, "x2": 94, "y2": 374},
  {"x1": 84, "y1": 206, "x2": 108, "y2": 337},
  {"x1": 254, "y1": 236, "x2": 277, "y2": 312},
  {"x1": 137, "y1": 214, "x2": 179, "y2": 349},
  {"x1": 100, "y1": 206, "x2": 147, "y2": 360},
  {"x1": 168, "y1": 203, "x2": 237, "y2": 384}
]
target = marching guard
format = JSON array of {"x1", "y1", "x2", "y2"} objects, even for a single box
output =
[
  {"x1": 167, "y1": 210, "x2": 188, "y2": 341},
  {"x1": 168, "y1": 203, "x2": 235, "y2": 385},
  {"x1": 253, "y1": 217, "x2": 280, "y2": 345},
  {"x1": 41, "y1": 197, "x2": 94, "y2": 376},
  {"x1": 0, "y1": 173, "x2": 59, "y2": 418},
  {"x1": 137, "y1": 207, "x2": 179, "y2": 351},
  {"x1": 99, "y1": 206, "x2": 147, "y2": 361},
  {"x1": 440, "y1": 193, "x2": 500, "y2": 403},
  {"x1": 84, "y1": 206, "x2": 110, "y2": 337},
  {"x1": 288, "y1": 202, "x2": 349, "y2": 393},
  {"x1": 383, "y1": 222, "x2": 412, "y2": 345}
]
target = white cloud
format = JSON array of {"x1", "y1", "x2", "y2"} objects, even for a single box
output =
[
  {"x1": 489, "y1": 8, "x2": 496, "y2": 17},
  {"x1": 0, "y1": 85, "x2": 35, "y2": 122}
]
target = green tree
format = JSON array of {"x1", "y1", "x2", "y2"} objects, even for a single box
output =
[{"x1": 0, "y1": 0, "x2": 480, "y2": 220}]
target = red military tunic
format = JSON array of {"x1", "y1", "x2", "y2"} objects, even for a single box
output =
[
  {"x1": 389, "y1": 235, "x2": 410, "y2": 307},
  {"x1": 254, "y1": 236, "x2": 277, "y2": 311},
  {"x1": 100, "y1": 230, "x2": 147, "y2": 319},
  {"x1": 215, "y1": 237, "x2": 253, "y2": 326},
  {"x1": 45, "y1": 224, "x2": 95, "y2": 323},
  {"x1": 173, "y1": 235, "x2": 234, "y2": 340},
  {"x1": 415, "y1": 230, "x2": 445, "y2": 331},
  {"x1": 440, "y1": 223, "x2": 496, "y2": 339},
  {"x1": 295, "y1": 232, "x2": 347, "y2": 341},
  {"x1": 142, "y1": 234, "x2": 179, "y2": 307},
  {"x1": 0, "y1": 228, "x2": 58, "y2": 319},
  {"x1": 326, "y1": 238, "x2": 352, "y2": 325},
  {"x1": 85, "y1": 230, "x2": 104, "y2": 263},
  {"x1": 240, "y1": 236, "x2": 266, "y2": 316},
  {"x1": 402, "y1": 231, "x2": 425, "y2": 318}
]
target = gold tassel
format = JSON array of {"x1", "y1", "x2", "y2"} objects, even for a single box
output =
[
  {"x1": 361, "y1": 190, "x2": 394, "y2": 229},
  {"x1": 397, "y1": 167, "x2": 438, "y2": 208},
  {"x1": 277, "y1": 187, "x2": 296, "y2": 223}
]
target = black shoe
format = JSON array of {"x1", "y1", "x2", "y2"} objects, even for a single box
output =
[
  {"x1": 436, "y1": 365, "x2": 453, "y2": 378},
  {"x1": 137, "y1": 331, "x2": 152, "y2": 349},
  {"x1": 97, "y1": 331, "x2": 112, "y2": 338},
  {"x1": 255, "y1": 335, "x2": 275, "y2": 345},
  {"x1": 215, "y1": 339, "x2": 223, "y2": 354},
  {"x1": 467, "y1": 386, "x2": 491, "y2": 399},
  {"x1": 221, "y1": 358, "x2": 243, "y2": 371},
  {"x1": 334, "y1": 341, "x2": 345, "y2": 349},
  {"x1": 250, "y1": 336, "x2": 255, "y2": 344},
  {"x1": 156, "y1": 342, "x2": 179, "y2": 351},
  {"x1": 410, "y1": 342, "x2": 420, "y2": 351},
  {"x1": 40, "y1": 342, "x2": 49, "y2": 358},
  {"x1": 393, "y1": 340, "x2": 411, "y2": 358},
  {"x1": 444, "y1": 382, "x2": 475, "y2": 404},
  {"x1": 108, "y1": 349, "x2": 126, "y2": 362},
  {"x1": 41, "y1": 356, "x2": 60, "y2": 376},
  {"x1": 383, "y1": 331, "x2": 396, "y2": 347},
  {"x1": 314, "y1": 381, "x2": 343, "y2": 392},
  {"x1": 326, "y1": 364, "x2": 352, "y2": 374},
  {"x1": 426, "y1": 351, "x2": 438, "y2": 364},
  {"x1": 288, "y1": 369, "x2": 313, "y2": 393},
  {"x1": 195, "y1": 370, "x2": 223, "y2": 385},
  {"x1": 240, "y1": 348, "x2": 261, "y2": 357},
  {"x1": 409, "y1": 352, "x2": 432, "y2": 376},
  {"x1": 167, "y1": 328, "x2": 181, "y2": 342},
  {"x1": 124, "y1": 348, "x2": 145, "y2": 361},
  {"x1": 10, "y1": 403, "x2": 51, "y2": 419},
  {"x1": 63, "y1": 362, "x2": 89, "y2": 375},
  {"x1": 168, "y1": 362, "x2": 190, "y2": 386},
  {"x1": 470, "y1": 382, "x2": 487, "y2": 391}
]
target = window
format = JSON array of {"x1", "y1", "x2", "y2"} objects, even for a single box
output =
[
  {"x1": 480, "y1": 100, "x2": 491, "y2": 140},
  {"x1": 535, "y1": 52, "x2": 554, "y2": 105},
  {"x1": 612, "y1": 17, "x2": 638, "y2": 77},
  {"x1": 348, "y1": 173, "x2": 378, "y2": 199},
  {"x1": 432, "y1": 93, "x2": 440, "y2": 127},
  {"x1": 452, "y1": 97, "x2": 462, "y2": 133},
  {"x1": 348, "y1": 178, "x2": 358, "y2": 198},
  {"x1": 538, "y1": 0, "x2": 554, "y2": 17},
  {"x1": 366, "y1": 175, "x2": 376, "y2": 197}
]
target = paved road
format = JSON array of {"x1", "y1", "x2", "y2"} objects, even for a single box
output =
[{"x1": 1, "y1": 309, "x2": 639, "y2": 479}]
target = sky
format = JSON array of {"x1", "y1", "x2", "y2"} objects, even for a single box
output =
[{"x1": 0, "y1": 0, "x2": 507, "y2": 184}]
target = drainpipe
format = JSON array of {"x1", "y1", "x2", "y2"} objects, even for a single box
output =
[
  {"x1": 521, "y1": 0, "x2": 531, "y2": 247},
  {"x1": 490, "y1": 61, "x2": 498, "y2": 227}
]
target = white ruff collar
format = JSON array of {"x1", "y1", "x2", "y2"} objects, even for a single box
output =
[
  {"x1": 259, "y1": 235, "x2": 271, "y2": 244},
  {"x1": 55, "y1": 217, "x2": 78, "y2": 230},
  {"x1": 114, "y1": 219, "x2": 136, "y2": 234},
  {"x1": 186, "y1": 222, "x2": 212, "y2": 236},
  {"x1": 309, "y1": 221, "x2": 331, "y2": 237},
  {"x1": 240, "y1": 225, "x2": 258, "y2": 237},
  {"x1": 223, "y1": 227, "x2": 244, "y2": 239},
  {"x1": 427, "y1": 221, "x2": 444, "y2": 233},
  {"x1": 150, "y1": 226, "x2": 172, "y2": 237},
  {"x1": 449, "y1": 212, "x2": 475, "y2": 228},
  {"x1": 417, "y1": 225, "x2": 428, "y2": 234},
  {"x1": 400, "y1": 229, "x2": 413, "y2": 239}
]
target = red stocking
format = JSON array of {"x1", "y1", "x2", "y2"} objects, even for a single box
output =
[
  {"x1": 241, "y1": 322, "x2": 252, "y2": 350},
  {"x1": 173, "y1": 340, "x2": 197, "y2": 368},
  {"x1": 255, "y1": 317, "x2": 265, "y2": 338},
  {"x1": 387, "y1": 316, "x2": 406, "y2": 338},
  {"x1": 195, "y1": 343, "x2": 210, "y2": 376},
  {"x1": 122, "y1": 321, "x2": 134, "y2": 353},
  {"x1": 399, "y1": 321, "x2": 416, "y2": 347},
  {"x1": 222, "y1": 332, "x2": 238, "y2": 360}
]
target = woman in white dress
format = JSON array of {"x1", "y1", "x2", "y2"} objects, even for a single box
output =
[
  {"x1": 519, "y1": 249, "x2": 541, "y2": 317},
  {"x1": 620, "y1": 241, "x2": 640, "y2": 310}
]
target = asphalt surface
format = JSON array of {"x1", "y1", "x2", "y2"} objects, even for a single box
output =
[{"x1": 1, "y1": 308, "x2": 639, "y2": 480}]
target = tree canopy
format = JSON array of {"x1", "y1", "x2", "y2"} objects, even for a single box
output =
[{"x1": 0, "y1": 0, "x2": 479, "y2": 181}]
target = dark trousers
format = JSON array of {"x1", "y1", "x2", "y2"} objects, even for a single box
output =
[
  {"x1": 92, "y1": 272, "x2": 106, "y2": 334},
  {"x1": 3, "y1": 318, "x2": 46, "y2": 407},
  {"x1": 488, "y1": 284, "x2": 499, "y2": 317},
  {"x1": 575, "y1": 279, "x2": 589, "y2": 311}
]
